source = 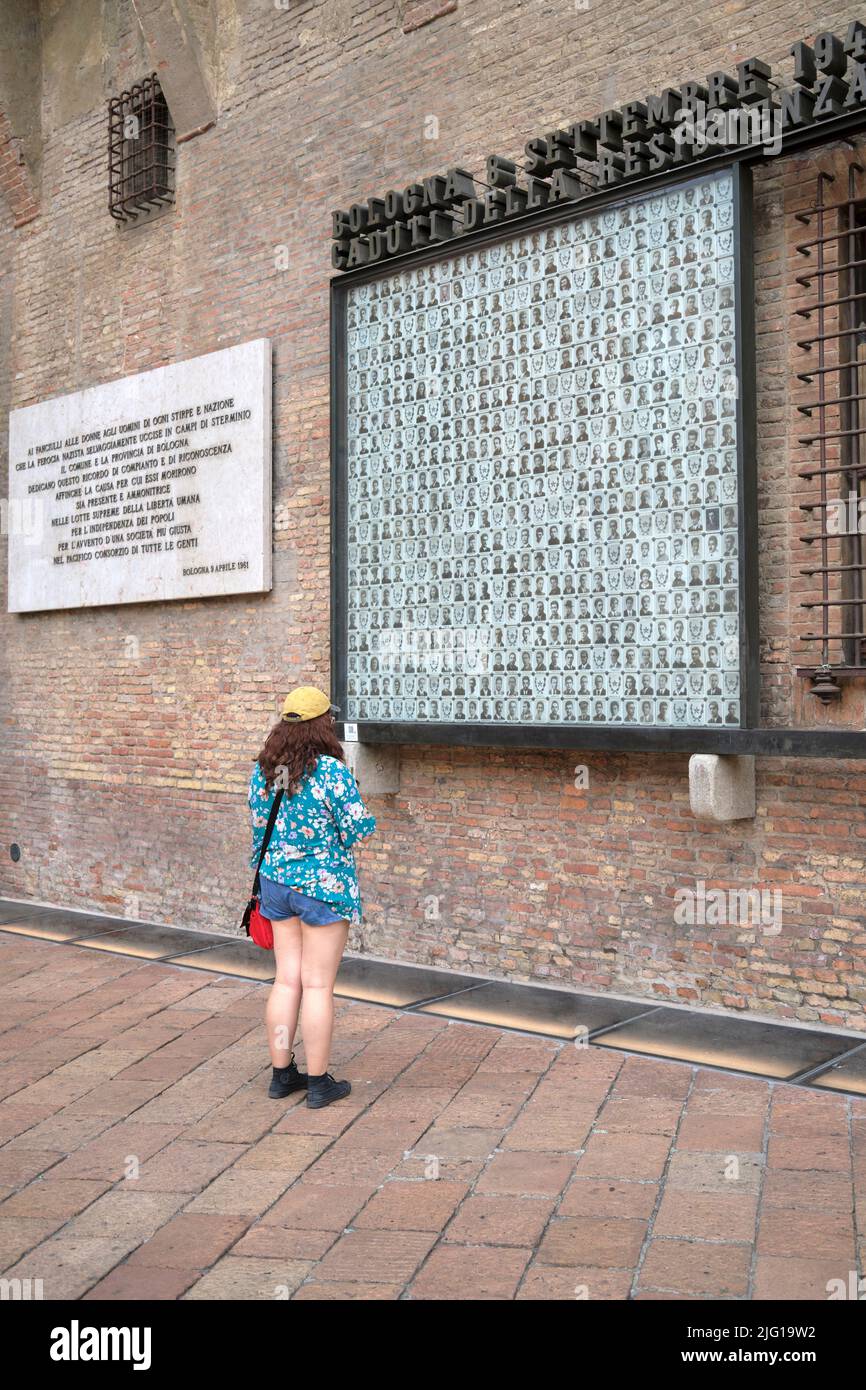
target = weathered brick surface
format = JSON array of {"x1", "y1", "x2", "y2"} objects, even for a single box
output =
[
  {"x1": 1, "y1": 3, "x2": 866, "y2": 1026},
  {"x1": 400, "y1": 0, "x2": 458, "y2": 34},
  {"x1": 0, "y1": 108, "x2": 38, "y2": 227}
]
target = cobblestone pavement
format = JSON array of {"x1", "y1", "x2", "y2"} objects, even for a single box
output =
[{"x1": 0, "y1": 934, "x2": 863, "y2": 1301}]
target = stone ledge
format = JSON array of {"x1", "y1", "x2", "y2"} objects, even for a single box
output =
[
  {"x1": 689, "y1": 754, "x2": 756, "y2": 822},
  {"x1": 401, "y1": 0, "x2": 458, "y2": 34},
  {"x1": 343, "y1": 742, "x2": 401, "y2": 795},
  {"x1": 131, "y1": 0, "x2": 217, "y2": 141}
]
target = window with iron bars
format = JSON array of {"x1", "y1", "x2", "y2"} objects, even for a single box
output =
[
  {"x1": 108, "y1": 74, "x2": 175, "y2": 223},
  {"x1": 796, "y1": 156, "x2": 866, "y2": 701}
]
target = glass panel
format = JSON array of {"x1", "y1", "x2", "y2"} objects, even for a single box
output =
[{"x1": 344, "y1": 169, "x2": 742, "y2": 729}]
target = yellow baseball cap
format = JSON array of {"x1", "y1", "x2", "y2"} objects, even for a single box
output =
[{"x1": 280, "y1": 686, "x2": 338, "y2": 721}]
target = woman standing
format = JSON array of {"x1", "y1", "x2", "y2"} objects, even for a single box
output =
[{"x1": 248, "y1": 687, "x2": 376, "y2": 1109}]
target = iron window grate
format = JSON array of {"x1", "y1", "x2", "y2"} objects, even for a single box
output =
[
  {"x1": 795, "y1": 155, "x2": 866, "y2": 701},
  {"x1": 108, "y1": 74, "x2": 175, "y2": 222}
]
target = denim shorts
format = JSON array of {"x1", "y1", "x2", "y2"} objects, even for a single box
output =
[{"x1": 259, "y1": 875, "x2": 343, "y2": 926}]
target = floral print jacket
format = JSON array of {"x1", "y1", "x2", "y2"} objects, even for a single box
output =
[{"x1": 248, "y1": 755, "x2": 376, "y2": 925}]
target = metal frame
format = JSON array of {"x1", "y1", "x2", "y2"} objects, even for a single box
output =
[
  {"x1": 332, "y1": 722, "x2": 866, "y2": 757},
  {"x1": 108, "y1": 74, "x2": 175, "y2": 223},
  {"x1": 796, "y1": 156, "x2": 866, "y2": 689},
  {"x1": 331, "y1": 160, "x2": 765, "y2": 753},
  {"x1": 330, "y1": 138, "x2": 866, "y2": 761},
  {"x1": 734, "y1": 162, "x2": 760, "y2": 729}
]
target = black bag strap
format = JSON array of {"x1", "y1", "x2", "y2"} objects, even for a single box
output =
[{"x1": 251, "y1": 785, "x2": 284, "y2": 899}]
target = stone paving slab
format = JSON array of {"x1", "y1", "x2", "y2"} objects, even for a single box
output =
[{"x1": 0, "y1": 934, "x2": 863, "y2": 1301}]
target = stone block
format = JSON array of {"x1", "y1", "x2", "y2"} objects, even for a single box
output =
[
  {"x1": 343, "y1": 743, "x2": 400, "y2": 795},
  {"x1": 689, "y1": 755, "x2": 756, "y2": 822}
]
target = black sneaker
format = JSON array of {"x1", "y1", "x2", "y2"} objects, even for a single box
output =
[
  {"x1": 268, "y1": 1054, "x2": 308, "y2": 1099},
  {"x1": 306, "y1": 1073, "x2": 352, "y2": 1109}
]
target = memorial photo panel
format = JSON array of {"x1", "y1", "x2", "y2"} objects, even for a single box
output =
[{"x1": 341, "y1": 170, "x2": 745, "y2": 730}]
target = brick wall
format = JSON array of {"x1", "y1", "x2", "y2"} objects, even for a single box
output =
[
  {"x1": 1, "y1": 0, "x2": 866, "y2": 1030},
  {"x1": 0, "y1": 108, "x2": 38, "y2": 227}
]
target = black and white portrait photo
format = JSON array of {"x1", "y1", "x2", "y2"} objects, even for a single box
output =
[{"x1": 344, "y1": 171, "x2": 741, "y2": 729}]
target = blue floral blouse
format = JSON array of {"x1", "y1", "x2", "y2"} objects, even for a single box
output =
[{"x1": 248, "y1": 755, "x2": 376, "y2": 925}]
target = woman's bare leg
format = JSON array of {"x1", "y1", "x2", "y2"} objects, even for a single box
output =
[
  {"x1": 266, "y1": 916, "x2": 303, "y2": 1067},
  {"x1": 300, "y1": 919, "x2": 349, "y2": 1075}
]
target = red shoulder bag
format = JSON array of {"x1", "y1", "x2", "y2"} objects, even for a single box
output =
[{"x1": 241, "y1": 787, "x2": 284, "y2": 950}]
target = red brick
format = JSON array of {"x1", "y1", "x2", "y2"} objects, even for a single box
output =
[{"x1": 639, "y1": 1239, "x2": 751, "y2": 1298}]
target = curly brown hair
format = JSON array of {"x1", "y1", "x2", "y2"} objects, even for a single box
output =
[{"x1": 257, "y1": 711, "x2": 345, "y2": 795}]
